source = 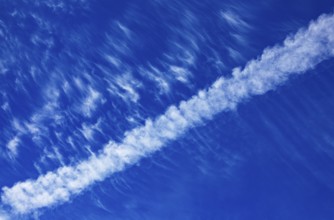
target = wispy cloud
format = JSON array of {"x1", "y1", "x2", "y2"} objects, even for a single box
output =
[
  {"x1": 220, "y1": 10, "x2": 251, "y2": 30},
  {"x1": 169, "y1": 65, "x2": 192, "y2": 83},
  {"x1": 106, "y1": 72, "x2": 142, "y2": 103},
  {"x1": 6, "y1": 136, "x2": 20, "y2": 158},
  {"x1": 1, "y1": 12, "x2": 334, "y2": 214},
  {"x1": 81, "y1": 87, "x2": 104, "y2": 118}
]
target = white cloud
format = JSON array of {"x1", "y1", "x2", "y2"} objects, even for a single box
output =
[
  {"x1": 0, "y1": 210, "x2": 9, "y2": 220},
  {"x1": 139, "y1": 64, "x2": 171, "y2": 94},
  {"x1": 104, "y1": 55, "x2": 121, "y2": 68},
  {"x1": 6, "y1": 137, "x2": 20, "y2": 157},
  {"x1": 220, "y1": 10, "x2": 251, "y2": 31},
  {"x1": 169, "y1": 65, "x2": 191, "y2": 83},
  {"x1": 107, "y1": 72, "x2": 142, "y2": 103},
  {"x1": 1, "y1": 12, "x2": 334, "y2": 214},
  {"x1": 81, "y1": 87, "x2": 104, "y2": 117},
  {"x1": 227, "y1": 46, "x2": 244, "y2": 62},
  {"x1": 81, "y1": 120, "x2": 102, "y2": 141}
]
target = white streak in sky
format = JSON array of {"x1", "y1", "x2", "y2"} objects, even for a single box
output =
[
  {"x1": 81, "y1": 87, "x2": 104, "y2": 117},
  {"x1": 220, "y1": 10, "x2": 250, "y2": 30},
  {"x1": 6, "y1": 137, "x2": 20, "y2": 158},
  {"x1": 2, "y1": 13, "x2": 334, "y2": 214}
]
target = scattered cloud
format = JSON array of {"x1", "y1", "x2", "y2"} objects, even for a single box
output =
[
  {"x1": 107, "y1": 72, "x2": 142, "y2": 103},
  {"x1": 169, "y1": 66, "x2": 191, "y2": 83},
  {"x1": 81, "y1": 87, "x2": 104, "y2": 118},
  {"x1": 220, "y1": 10, "x2": 251, "y2": 30},
  {"x1": 139, "y1": 65, "x2": 171, "y2": 94},
  {"x1": 220, "y1": 6, "x2": 254, "y2": 62},
  {"x1": 6, "y1": 137, "x2": 20, "y2": 157},
  {"x1": 2, "y1": 12, "x2": 334, "y2": 214}
]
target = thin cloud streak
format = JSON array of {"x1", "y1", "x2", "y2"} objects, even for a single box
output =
[{"x1": 2, "y1": 12, "x2": 334, "y2": 214}]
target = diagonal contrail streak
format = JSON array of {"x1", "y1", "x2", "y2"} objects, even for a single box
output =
[{"x1": 2, "y1": 12, "x2": 334, "y2": 214}]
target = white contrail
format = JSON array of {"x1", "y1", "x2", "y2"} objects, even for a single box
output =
[{"x1": 2, "y1": 12, "x2": 334, "y2": 214}]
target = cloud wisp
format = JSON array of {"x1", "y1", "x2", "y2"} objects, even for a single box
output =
[{"x1": 2, "y1": 13, "x2": 334, "y2": 214}]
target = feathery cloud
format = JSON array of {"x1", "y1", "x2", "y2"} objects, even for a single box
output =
[{"x1": 2, "y1": 12, "x2": 334, "y2": 214}]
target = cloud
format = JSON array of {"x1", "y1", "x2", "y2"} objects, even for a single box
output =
[
  {"x1": 169, "y1": 65, "x2": 191, "y2": 83},
  {"x1": 220, "y1": 10, "x2": 250, "y2": 30},
  {"x1": 0, "y1": 212, "x2": 9, "y2": 220},
  {"x1": 6, "y1": 137, "x2": 20, "y2": 158},
  {"x1": 1, "y1": 12, "x2": 334, "y2": 214},
  {"x1": 139, "y1": 64, "x2": 171, "y2": 94},
  {"x1": 81, "y1": 87, "x2": 104, "y2": 117},
  {"x1": 106, "y1": 72, "x2": 142, "y2": 103}
]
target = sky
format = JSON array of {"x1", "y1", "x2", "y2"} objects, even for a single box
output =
[{"x1": 1, "y1": 0, "x2": 334, "y2": 219}]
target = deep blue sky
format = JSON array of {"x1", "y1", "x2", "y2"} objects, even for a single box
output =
[{"x1": 1, "y1": 0, "x2": 334, "y2": 219}]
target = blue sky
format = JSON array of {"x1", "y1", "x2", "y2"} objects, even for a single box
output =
[{"x1": 1, "y1": 0, "x2": 334, "y2": 219}]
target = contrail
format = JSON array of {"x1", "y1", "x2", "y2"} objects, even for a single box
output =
[{"x1": 2, "y1": 12, "x2": 334, "y2": 214}]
